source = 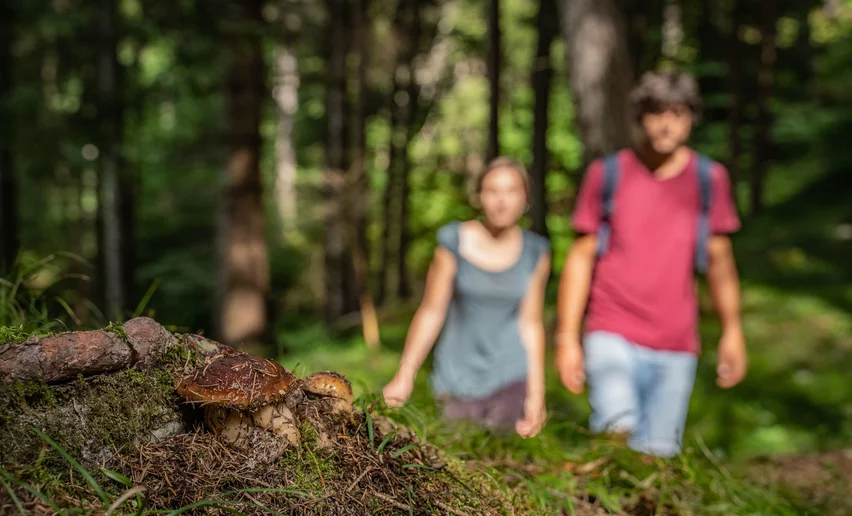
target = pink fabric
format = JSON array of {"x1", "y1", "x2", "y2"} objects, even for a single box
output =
[{"x1": 572, "y1": 149, "x2": 741, "y2": 354}]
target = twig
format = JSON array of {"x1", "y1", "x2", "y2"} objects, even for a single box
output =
[
  {"x1": 346, "y1": 467, "x2": 373, "y2": 493},
  {"x1": 433, "y1": 499, "x2": 471, "y2": 516},
  {"x1": 372, "y1": 491, "x2": 412, "y2": 512}
]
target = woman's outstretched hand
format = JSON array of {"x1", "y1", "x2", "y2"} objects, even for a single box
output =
[
  {"x1": 382, "y1": 374, "x2": 414, "y2": 408},
  {"x1": 515, "y1": 396, "x2": 546, "y2": 438}
]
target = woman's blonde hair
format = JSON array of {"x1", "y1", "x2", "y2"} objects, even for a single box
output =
[{"x1": 469, "y1": 156, "x2": 531, "y2": 208}]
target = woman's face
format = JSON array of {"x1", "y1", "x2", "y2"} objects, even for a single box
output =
[{"x1": 479, "y1": 166, "x2": 527, "y2": 229}]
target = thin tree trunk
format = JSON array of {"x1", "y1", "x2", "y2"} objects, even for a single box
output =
[
  {"x1": 350, "y1": 0, "x2": 380, "y2": 348},
  {"x1": 377, "y1": 2, "x2": 406, "y2": 307},
  {"x1": 324, "y1": 0, "x2": 349, "y2": 323},
  {"x1": 559, "y1": 0, "x2": 635, "y2": 164},
  {"x1": 726, "y1": 0, "x2": 743, "y2": 200},
  {"x1": 273, "y1": 45, "x2": 299, "y2": 239},
  {"x1": 397, "y1": 2, "x2": 421, "y2": 301},
  {"x1": 218, "y1": 0, "x2": 270, "y2": 345},
  {"x1": 620, "y1": 0, "x2": 648, "y2": 76},
  {"x1": 530, "y1": 0, "x2": 558, "y2": 238},
  {"x1": 487, "y1": 0, "x2": 501, "y2": 162},
  {"x1": 98, "y1": 0, "x2": 129, "y2": 321},
  {"x1": 0, "y1": 3, "x2": 17, "y2": 275},
  {"x1": 661, "y1": 0, "x2": 682, "y2": 65},
  {"x1": 751, "y1": 0, "x2": 776, "y2": 215}
]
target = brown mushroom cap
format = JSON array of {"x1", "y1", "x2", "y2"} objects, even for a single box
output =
[
  {"x1": 175, "y1": 353, "x2": 297, "y2": 411},
  {"x1": 302, "y1": 371, "x2": 354, "y2": 404}
]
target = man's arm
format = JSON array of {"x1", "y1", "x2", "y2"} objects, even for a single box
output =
[
  {"x1": 706, "y1": 235, "x2": 747, "y2": 388},
  {"x1": 556, "y1": 234, "x2": 597, "y2": 340},
  {"x1": 555, "y1": 234, "x2": 598, "y2": 393}
]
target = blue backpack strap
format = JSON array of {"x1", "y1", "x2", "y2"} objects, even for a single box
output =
[
  {"x1": 596, "y1": 153, "x2": 620, "y2": 257},
  {"x1": 695, "y1": 153, "x2": 714, "y2": 274}
]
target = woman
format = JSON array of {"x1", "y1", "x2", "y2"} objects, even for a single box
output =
[{"x1": 382, "y1": 157, "x2": 551, "y2": 438}]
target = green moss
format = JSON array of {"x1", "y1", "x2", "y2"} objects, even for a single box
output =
[
  {"x1": 0, "y1": 325, "x2": 31, "y2": 345},
  {"x1": 102, "y1": 322, "x2": 128, "y2": 342},
  {"x1": 0, "y1": 363, "x2": 185, "y2": 469}
]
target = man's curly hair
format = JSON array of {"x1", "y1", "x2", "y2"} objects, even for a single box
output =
[{"x1": 629, "y1": 71, "x2": 702, "y2": 125}]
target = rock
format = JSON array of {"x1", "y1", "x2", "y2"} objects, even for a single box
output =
[{"x1": 123, "y1": 317, "x2": 178, "y2": 363}]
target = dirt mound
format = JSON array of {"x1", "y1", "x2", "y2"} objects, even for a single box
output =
[{"x1": 0, "y1": 319, "x2": 518, "y2": 514}]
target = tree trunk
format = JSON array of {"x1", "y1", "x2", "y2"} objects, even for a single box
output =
[
  {"x1": 0, "y1": 3, "x2": 17, "y2": 276},
  {"x1": 324, "y1": 0, "x2": 350, "y2": 323},
  {"x1": 218, "y1": 0, "x2": 270, "y2": 346},
  {"x1": 530, "y1": 0, "x2": 558, "y2": 238},
  {"x1": 377, "y1": 1, "x2": 406, "y2": 307},
  {"x1": 620, "y1": 0, "x2": 649, "y2": 76},
  {"x1": 661, "y1": 0, "x2": 682, "y2": 65},
  {"x1": 273, "y1": 45, "x2": 299, "y2": 240},
  {"x1": 559, "y1": 0, "x2": 635, "y2": 165},
  {"x1": 751, "y1": 0, "x2": 776, "y2": 215},
  {"x1": 487, "y1": 0, "x2": 501, "y2": 162},
  {"x1": 726, "y1": 0, "x2": 743, "y2": 199},
  {"x1": 98, "y1": 0, "x2": 132, "y2": 321},
  {"x1": 396, "y1": 2, "x2": 421, "y2": 301},
  {"x1": 349, "y1": 0, "x2": 380, "y2": 347}
]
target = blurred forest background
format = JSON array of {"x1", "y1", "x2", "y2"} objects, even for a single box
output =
[{"x1": 1, "y1": 0, "x2": 851, "y2": 466}]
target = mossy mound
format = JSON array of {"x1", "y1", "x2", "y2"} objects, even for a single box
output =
[{"x1": 0, "y1": 345, "x2": 192, "y2": 468}]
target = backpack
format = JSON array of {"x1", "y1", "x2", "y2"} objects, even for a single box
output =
[{"x1": 595, "y1": 151, "x2": 715, "y2": 274}]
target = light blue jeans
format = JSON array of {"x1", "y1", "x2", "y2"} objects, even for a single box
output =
[{"x1": 583, "y1": 331, "x2": 698, "y2": 458}]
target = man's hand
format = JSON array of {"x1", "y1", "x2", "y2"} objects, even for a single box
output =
[
  {"x1": 555, "y1": 334, "x2": 586, "y2": 394},
  {"x1": 516, "y1": 395, "x2": 546, "y2": 438},
  {"x1": 382, "y1": 374, "x2": 414, "y2": 407},
  {"x1": 716, "y1": 329, "x2": 747, "y2": 388}
]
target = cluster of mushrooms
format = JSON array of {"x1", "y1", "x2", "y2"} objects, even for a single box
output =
[{"x1": 174, "y1": 344, "x2": 354, "y2": 447}]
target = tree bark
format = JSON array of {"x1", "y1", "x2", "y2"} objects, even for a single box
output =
[
  {"x1": 396, "y1": 2, "x2": 421, "y2": 301},
  {"x1": 487, "y1": 0, "x2": 501, "y2": 162},
  {"x1": 530, "y1": 0, "x2": 558, "y2": 238},
  {"x1": 218, "y1": 0, "x2": 270, "y2": 345},
  {"x1": 350, "y1": 0, "x2": 380, "y2": 347},
  {"x1": 377, "y1": 1, "x2": 406, "y2": 306},
  {"x1": 273, "y1": 46, "x2": 299, "y2": 239},
  {"x1": 661, "y1": 0, "x2": 683, "y2": 65},
  {"x1": 98, "y1": 0, "x2": 133, "y2": 321},
  {"x1": 0, "y1": 3, "x2": 17, "y2": 276},
  {"x1": 324, "y1": 0, "x2": 350, "y2": 323},
  {"x1": 751, "y1": 0, "x2": 776, "y2": 215},
  {"x1": 559, "y1": 0, "x2": 635, "y2": 165},
  {"x1": 726, "y1": 0, "x2": 743, "y2": 200}
]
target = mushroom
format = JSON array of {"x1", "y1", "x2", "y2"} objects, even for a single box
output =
[
  {"x1": 175, "y1": 352, "x2": 301, "y2": 445},
  {"x1": 301, "y1": 371, "x2": 354, "y2": 415}
]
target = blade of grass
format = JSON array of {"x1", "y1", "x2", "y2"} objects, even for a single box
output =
[
  {"x1": 391, "y1": 444, "x2": 417, "y2": 458},
  {"x1": 31, "y1": 427, "x2": 109, "y2": 504},
  {"x1": 99, "y1": 467, "x2": 133, "y2": 488},
  {"x1": 133, "y1": 279, "x2": 160, "y2": 318},
  {"x1": 164, "y1": 498, "x2": 269, "y2": 515},
  {"x1": 0, "y1": 473, "x2": 27, "y2": 515},
  {"x1": 364, "y1": 409, "x2": 374, "y2": 447},
  {"x1": 0, "y1": 468, "x2": 64, "y2": 515},
  {"x1": 376, "y1": 431, "x2": 396, "y2": 454}
]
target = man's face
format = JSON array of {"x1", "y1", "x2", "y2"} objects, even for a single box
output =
[{"x1": 640, "y1": 104, "x2": 693, "y2": 155}]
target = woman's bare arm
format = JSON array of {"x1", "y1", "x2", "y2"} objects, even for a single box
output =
[
  {"x1": 393, "y1": 247, "x2": 457, "y2": 382},
  {"x1": 518, "y1": 251, "x2": 552, "y2": 407}
]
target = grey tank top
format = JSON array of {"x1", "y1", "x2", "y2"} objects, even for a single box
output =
[{"x1": 429, "y1": 221, "x2": 550, "y2": 399}]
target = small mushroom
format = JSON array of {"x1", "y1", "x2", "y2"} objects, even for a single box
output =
[
  {"x1": 175, "y1": 352, "x2": 300, "y2": 445},
  {"x1": 301, "y1": 371, "x2": 354, "y2": 414},
  {"x1": 251, "y1": 402, "x2": 300, "y2": 446}
]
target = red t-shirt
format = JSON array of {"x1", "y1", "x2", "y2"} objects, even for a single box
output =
[{"x1": 572, "y1": 148, "x2": 741, "y2": 354}]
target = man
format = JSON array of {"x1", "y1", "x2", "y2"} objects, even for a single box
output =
[{"x1": 555, "y1": 71, "x2": 747, "y2": 458}]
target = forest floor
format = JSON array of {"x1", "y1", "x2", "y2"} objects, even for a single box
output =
[{"x1": 268, "y1": 172, "x2": 852, "y2": 515}]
